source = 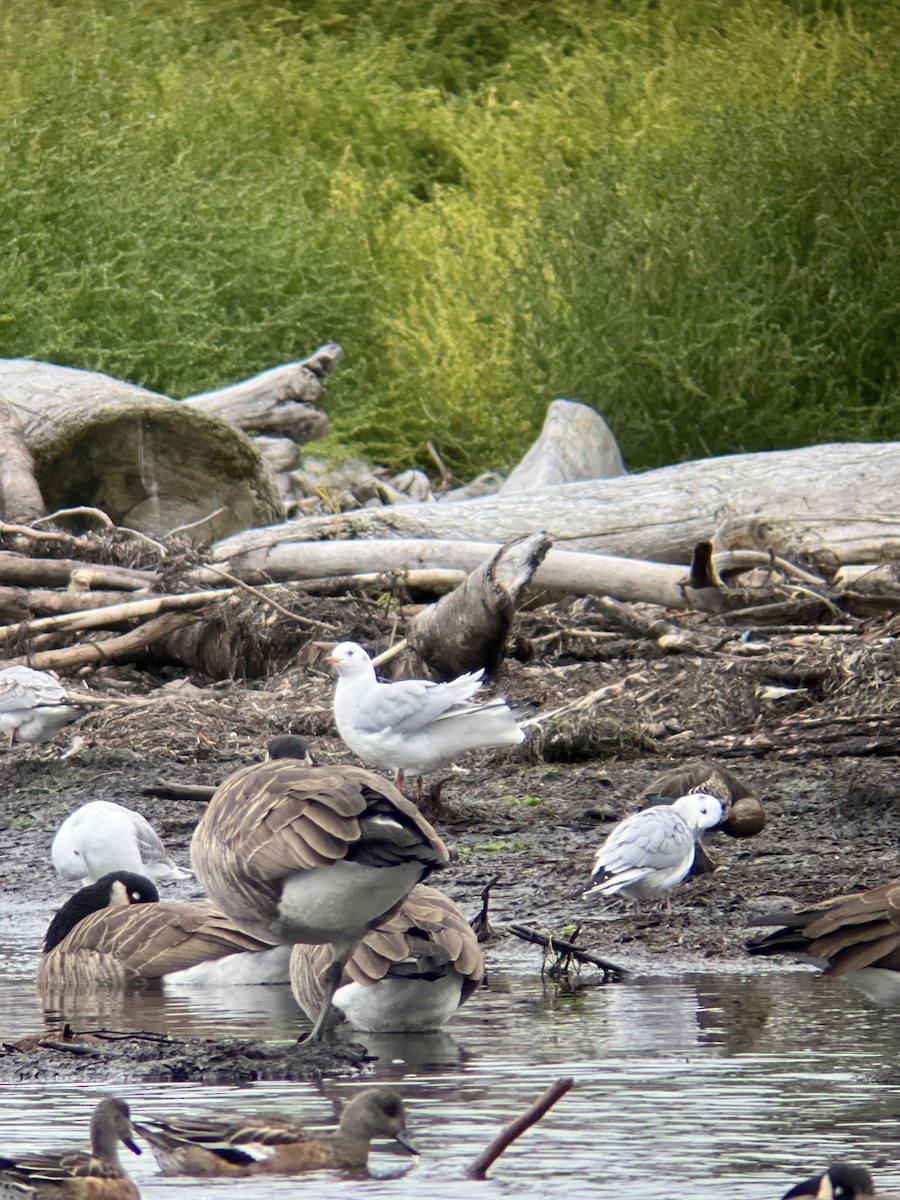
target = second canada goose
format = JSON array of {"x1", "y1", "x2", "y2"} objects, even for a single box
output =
[
  {"x1": 290, "y1": 883, "x2": 485, "y2": 1032},
  {"x1": 583, "y1": 793, "x2": 724, "y2": 913},
  {"x1": 51, "y1": 800, "x2": 193, "y2": 885},
  {"x1": 37, "y1": 871, "x2": 287, "y2": 994},
  {"x1": 781, "y1": 1161, "x2": 900, "y2": 1198},
  {"x1": 190, "y1": 753, "x2": 449, "y2": 1040},
  {"x1": 747, "y1": 879, "x2": 900, "y2": 1004},
  {"x1": 0, "y1": 664, "x2": 89, "y2": 748},
  {"x1": 0, "y1": 1096, "x2": 141, "y2": 1199},
  {"x1": 134, "y1": 1087, "x2": 417, "y2": 1176}
]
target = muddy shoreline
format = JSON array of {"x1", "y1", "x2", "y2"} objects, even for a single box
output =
[{"x1": 1, "y1": 596, "x2": 897, "y2": 1082}]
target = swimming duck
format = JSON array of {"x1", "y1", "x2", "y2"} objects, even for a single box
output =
[
  {"x1": 189, "y1": 751, "x2": 449, "y2": 1040},
  {"x1": 134, "y1": 1087, "x2": 417, "y2": 1177},
  {"x1": 583, "y1": 793, "x2": 724, "y2": 913},
  {"x1": 642, "y1": 759, "x2": 767, "y2": 838},
  {"x1": 0, "y1": 665, "x2": 89, "y2": 749},
  {"x1": 51, "y1": 800, "x2": 193, "y2": 885},
  {"x1": 37, "y1": 871, "x2": 287, "y2": 994},
  {"x1": 781, "y1": 1162, "x2": 900, "y2": 1198},
  {"x1": 326, "y1": 641, "x2": 524, "y2": 795},
  {"x1": 290, "y1": 883, "x2": 484, "y2": 1032},
  {"x1": 747, "y1": 878, "x2": 900, "y2": 1005},
  {"x1": 0, "y1": 1096, "x2": 141, "y2": 1199}
]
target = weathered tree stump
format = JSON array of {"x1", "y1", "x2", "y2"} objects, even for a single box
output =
[
  {"x1": 407, "y1": 532, "x2": 552, "y2": 678},
  {"x1": 1, "y1": 360, "x2": 284, "y2": 540}
]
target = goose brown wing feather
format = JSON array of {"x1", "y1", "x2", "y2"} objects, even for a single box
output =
[
  {"x1": 821, "y1": 931, "x2": 900, "y2": 977},
  {"x1": 195, "y1": 760, "x2": 446, "y2": 882},
  {"x1": 802, "y1": 881, "x2": 900, "y2": 938}
]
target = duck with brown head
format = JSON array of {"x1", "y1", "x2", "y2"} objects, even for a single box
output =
[{"x1": 134, "y1": 1087, "x2": 417, "y2": 1177}]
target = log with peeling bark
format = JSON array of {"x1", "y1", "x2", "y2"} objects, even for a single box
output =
[
  {"x1": 0, "y1": 400, "x2": 45, "y2": 524},
  {"x1": 211, "y1": 442, "x2": 900, "y2": 568},
  {"x1": 0, "y1": 586, "x2": 141, "y2": 624},
  {"x1": 0, "y1": 552, "x2": 155, "y2": 592},
  {"x1": 181, "y1": 343, "x2": 341, "y2": 442},
  {"x1": 407, "y1": 533, "x2": 552, "y2": 678}
]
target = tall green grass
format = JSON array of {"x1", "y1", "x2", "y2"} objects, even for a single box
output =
[{"x1": 1, "y1": 0, "x2": 897, "y2": 475}]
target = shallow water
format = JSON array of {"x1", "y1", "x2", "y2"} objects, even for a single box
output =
[{"x1": 1, "y1": 904, "x2": 899, "y2": 1200}]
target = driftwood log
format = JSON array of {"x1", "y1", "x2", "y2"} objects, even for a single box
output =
[
  {"x1": 407, "y1": 533, "x2": 552, "y2": 678},
  {"x1": 181, "y1": 343, "x2": 341, "y2": 442},
  {"x1": 211, "y1": 442, "x2": 900, "y2": 568},
  {"x1": 198, "y1": 539, "x2": 693, "y2": 608},
  {"x1": 1, "y1": 360, "x2": 284, "y2": 540}
]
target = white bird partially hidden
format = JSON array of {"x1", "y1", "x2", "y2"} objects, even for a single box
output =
[
  {"x1": 51, "y1": 800, "x2": 193, "y2": 885},
  {"x1": 327, "y1": 641, "x2": 525, "y2": 793},
  {"x1": 0, "y1": 665, "x2": 89, "y2": 748},
  {"x1": 584, "y1": 793, "x2": 724, "y2": 912}
]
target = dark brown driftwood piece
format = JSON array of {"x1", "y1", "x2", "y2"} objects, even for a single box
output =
[
  {"x1": 464, "y1": 1077, "x2": 574, "y2": 1181},
  {"x1": 408, "y1": 532, "x2": 552, "y2": 678}
]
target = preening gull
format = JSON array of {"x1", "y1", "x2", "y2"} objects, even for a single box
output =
[{"x1": 584, "y1": 792, "x2": 724, "y2": 912}]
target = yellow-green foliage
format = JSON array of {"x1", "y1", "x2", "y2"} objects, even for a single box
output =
[{"x1": 1, "y1": 0, "x2": 897, "y2": 475}]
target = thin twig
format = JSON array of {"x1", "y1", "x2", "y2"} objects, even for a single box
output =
[
  {"x1": 166, "y1": 507, "x2": 228, "y2": 537},
  {"x1": 371, "y1": 638, "x2": 408, "y2": 668},
  {"x1": 33, "y1": 507, "x2": 169, "y2": 554},
  {"x1": 463, "y1": 1077, "x2": 574, "y2": 1180},
  {"x1": 203, "y1": 565, "x2": 338, "y2": 631}
]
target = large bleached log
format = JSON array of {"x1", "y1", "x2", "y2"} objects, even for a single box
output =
[
  {"x1": 407, "y1": 533, "x2": 552, "y2": 677},
  {"x1": 0, "y1": 400, "x2": 45, "y2": 524},
  {"x1": 0, "y1": 359, "x2": 283, "y2": 540},
  {"x1": 181, "y1": 343, "x2": 341, "y2": 442},
  {"x1": 210, "y1": 442, "x2": 900, "y2": 567},
  {"x1": 195, "y1": 538, "x2": 691, "y2": 608}
]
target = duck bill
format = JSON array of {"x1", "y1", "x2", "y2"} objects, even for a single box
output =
[
  {"x1": 125, "y1": 1138, "x2": 142, "y2": 1156},
  {"x1": 394, "y1": 1128, "x2": 419, "y2": 1156}
]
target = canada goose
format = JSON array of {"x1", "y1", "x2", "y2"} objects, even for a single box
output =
[
  {"x1": 37, "y1": 871, "x2": 287, "y2": 994},
  {"x1": 747, "y1": 879, "x2": 900, "y2": 1005},
  {"x1": 134, "y1": 1087, "x2": 417, "y2": 1176},
  {"x1": 326, "y1": 641, "x2": 524, "y2": 794},
  {"x1": 643, "y1": 759, "x2": 767, "y2": 838},
  {"x1": 583, "y1": 793, "x2": 724, "y2": 913},
  {"x1": 0, "y1": 665, "x2": 89, "y2": 748},
  {"x1": 190, "y1": 753, "x2": 449, "y2": 1040},
  {"x1": 51, "y1": 800, "x2": 193, "y2": 885},
  {"x1": 0, "y1": 1096, "x2": 141, "y2": 1199},
  {"x1": 781, "y1": 1162, "x2": 900, "y2": 1198},
  {"x1": 290, "y1": 883, "x2": 484, "y2": 1032}
]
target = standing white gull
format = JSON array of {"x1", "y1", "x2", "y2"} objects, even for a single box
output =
[
  {"x1": 52, "y1": 799, "x2": 194, "y2": 885},
  {"x1": 0, "y1": 665, "x2": 89, "y2": 748},
  {"x1": 327, "y1": 641, "x2": 525, "y2": 794},
  {"x1": 583, "y1": 793, "x2": 724, "y2": 912}
]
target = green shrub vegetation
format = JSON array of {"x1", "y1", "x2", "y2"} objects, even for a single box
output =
[{"x1": 1, "y1": 0, "x2": 897, "y2": 476}]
